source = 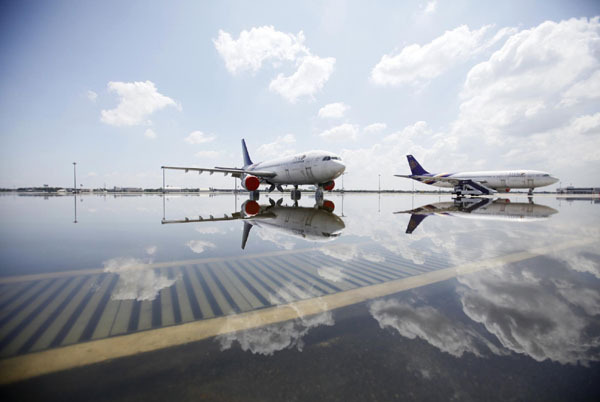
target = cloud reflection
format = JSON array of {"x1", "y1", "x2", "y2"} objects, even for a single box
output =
[
  {"x1": 103, "y1": 257, "x2": 178, "y2": 301},
  {"x1": 217, "y1": 287, "x2": 333, "y2": 355},
  {"x1": 458, "y1": 256, "x2": 600, "y2": 365},
  {"x1": 370, "y1": 298, "x2": 504, "y2": 358}
]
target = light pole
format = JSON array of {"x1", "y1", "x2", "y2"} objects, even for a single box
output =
[
  {"x1": 73, "y1": 162, "x2": 77, "y2": 193},
  {"x1": 378, "y1": 174, "x2": 381, "y2": 193}
]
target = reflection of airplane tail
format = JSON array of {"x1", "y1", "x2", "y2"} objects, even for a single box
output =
[
  {"x1": 407, "y1": 155, "x2": 429, "y2": 175},
  {"x1": 242, "y1": 139, "x2": 253, "y2": 168},
  {"x1": 406, "y1": 214, "x2": 428, "y2": 234},
  {"x1": 241, "y1": 221, "x2": 252, "y2": 249}
]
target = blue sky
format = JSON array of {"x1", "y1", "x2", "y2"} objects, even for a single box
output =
[{"x1": 1, "y1": 0, "x2": 599, "y2": 190}]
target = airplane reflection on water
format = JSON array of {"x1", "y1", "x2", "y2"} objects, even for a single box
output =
[
  {"x1": 162, "y1": 198, "x2": 345, "y2": 249},
  {"x1": 396, "y1": 197, "x2": 558, "y2": 234}
]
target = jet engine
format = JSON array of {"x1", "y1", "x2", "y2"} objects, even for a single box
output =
[
  {"x1": 323, "y1": 181, "x2": 335, "y2": 191},
  {"x1": 242, "y1": 175, "x2": 260, "y2": 191},
  {"x1": 242, "y1": 200, "x2": 260, "y2": 217}
]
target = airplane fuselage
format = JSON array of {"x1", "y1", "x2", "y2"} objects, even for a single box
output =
[
  {"x1": 246, "y1": 150, "x2": 345, "y2": 186},
  {"x1": 417, "y1": 170, "x2": 558, "y2": 191},
  {"x1": 248, "y1": 204, "x2": 345, "y2": 241}
]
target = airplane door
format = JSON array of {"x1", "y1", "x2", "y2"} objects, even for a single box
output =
[
  {"x1": 527, "y1": 179, "x2": 534, "y2": 187},
  {"x1": 305, "y1": 166, "x2": 315, "y2": 181},
  {"x1": 285, "y1": 168, "x2": 291, "y2": 180},
  {"x1": 500, "y1": 179, "x2": 506, "y2": 188}
]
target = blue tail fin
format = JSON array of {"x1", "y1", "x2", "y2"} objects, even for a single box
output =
[
  {"x1": 406, "y1": 155, "x2": 429, "y2": 175},
  {"x1": 242, "y1": 139, "x2": 253, "y2": 167}
]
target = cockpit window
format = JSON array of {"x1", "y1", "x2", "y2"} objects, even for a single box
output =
[
  {"x1": 322, "y1": 156, "x2": 331, "y2": 161},
  {"x1": 543, "y1": 174, "x2": 549, "y2": 177}
]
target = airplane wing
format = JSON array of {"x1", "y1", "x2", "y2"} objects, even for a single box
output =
[
  {"x1": 161, "y1": 166, "x2": 276, "y2": 179},
  {"x1": 162, "y1": 212, "x2": 242, "y2": 224}
]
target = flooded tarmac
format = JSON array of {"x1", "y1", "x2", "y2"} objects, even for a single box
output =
[{"x1": 1, "y1": 192, "x2": 599, "y2": 401}]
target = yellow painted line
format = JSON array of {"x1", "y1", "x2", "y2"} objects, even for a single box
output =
[{"x1": 0, "y1": 237, "x2": 591, "y2": 385}]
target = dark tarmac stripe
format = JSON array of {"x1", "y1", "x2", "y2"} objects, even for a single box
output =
[
  {"x1": 223, "y1": 261, "x2": 270, "y2": 307},
  {"x1": 283, "y1": 255, "x2": 344, "y2": 292},
  {"x1": 181, "y1": 268, "x2": 203, "y2": 320},
  {"x1": 79, "y1": 274, "x2": 119, "y2": 342},
  {"x1": 167, "y1": 268, "x2": 182, "y2": 324},
  {"x1": 192, "y1": 266, "x2": 222, "y2": 317},
  {"x1": 49, "y1": 275, "x2": 105, "y2": 347},
  {"x1": 151, "y1": 290, "x2": 162, "y2": 328},
  {"x1": 205, "y1": 264, "x2": 241, "y2": 314},
  {"x1": 0, "y1": 278, "x2": 73, "y2": 352},
  {"x1": 244, "y1": 259, "x2": 303, "y2": 300},
  {"x1": 258, "y1": 258, "x2": 316, "y2": 296},
  {"x1": 236, "y1": 260, "x2": 285, "y2": 304},
  {"x1": 0, "y1": 281, "x2": 38, "y2": 312},
  {"x1": 127, "y1": 300, "x2": 142, "y2": 332},
  {"x1": 264, "y1": 257, "x2": 331, "y2": 295},
  {"x1": 0, "y1": 280, "x2": 57, "y2": 328},
  {"x1": 302, "y1": 253, "x2": 381, "y2": 285},
  {"x1": 16, "y1": 277, "x2": 89, "y2": 354}
]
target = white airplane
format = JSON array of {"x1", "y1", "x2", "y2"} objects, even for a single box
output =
[
  {"x1": 395, "y1": 198, "x2": 558, "y2": 233},
  {"x1": 395, "y1": 155, "x2": 559, "y2": 196},
  {"x1": 162, "y1": 198, "x2": 345, "y2": 249},
  {"x1": 162, "y1": 139, "x2": 345, "y2": 200}
]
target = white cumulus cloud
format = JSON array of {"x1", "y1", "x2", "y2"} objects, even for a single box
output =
[
  {"x1": 186, "y1": 240, "x2": 216, "y2": 254},
  {"x1": 424, "y1": 1, "x2": 437, "y2": 14},
  {"x1": 371, "y1": 25, "x2": 511, "y2": 86},
  {"x1": 184, "y1": 130, "x2": 215, "y2": 144},
  {"x1": 255, "y1": 134, "x2": 296, "y2": 160},
  {"x1": 319, "y1": 123, "x2": 359, "y2": 141},
  {"x1": 194, "y1": 150, "x2": 220, "y2": 159},
  {"x1": 87, "y1": 90, "x2": 98, "y2": 102},
  {"x1": 144, "y1": 128, "x2": 157, "y2": 139},
  {"x1": 269, "y1": 55, "x2": 336, "y2": 102},
  {"x1": 318, "y1": 102, "x2": 349, "y2": 119},
  {"x1": 213, "y1": 26, "x2": 308, "y2": 74},
  {"x1": 101, "y1": 81, "x2": 178, "y2": 126},
  {"x1": 364, "y1": 122, "x2": 387, "y2": 133}
]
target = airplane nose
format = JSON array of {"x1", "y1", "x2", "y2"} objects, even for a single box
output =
[
  {"x1": 334, "y1": 161, "x2": 345, "y2": 177},
  {"x1": 551, "y1": 176, "x2": 559, "y2": 184}
]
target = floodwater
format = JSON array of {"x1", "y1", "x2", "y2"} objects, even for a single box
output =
[{"x1": 0, "y1": 192, "x2": 599, "y2": 401}]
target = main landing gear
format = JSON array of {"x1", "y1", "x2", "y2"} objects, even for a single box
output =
[
  {"x1": 291, "y1": 185, "x2": 301, "y2": 201},
  {"x1": 249, "y1": 190, "x2": 260, "y2": 201}
]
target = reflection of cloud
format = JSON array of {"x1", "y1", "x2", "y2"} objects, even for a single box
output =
[
  {"x1": 458, "y1": 257, "x2": 600, "y2": 365},
  {"x1": 186, "y1": 240, "x2": 216, "y2": 254},
  {"x1": 317, "y1": 266, "x2": 345, "y2": 282},
  {"x1": 554, "y1": 249, "x2": 600, "y2": 279},
  {"x1": 370, "y1": 298, "x2": 504, "y2": 358},
  {"x1": 319, "y1": 243, "x2": 386, "y2": 264},
  {"x1": 103, "y1": 257, "x2": 178, "y2": 301},
  {"x1": 195, "y1": 226, "x2": 224, "y2": 234},
  {"x1": 218, "y1": 295, "x2": 333, "y2": 355},
  {"x1": 255, "y1": 227, "x2": 295, "y2": 250},
  {"x1": 145, "y1": 246, "x2": 157, "y2": 255}
]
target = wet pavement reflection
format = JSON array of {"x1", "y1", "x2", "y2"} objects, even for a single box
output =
[{"x1": 0, "y1": 193, "x2": 599, "y2": 400}]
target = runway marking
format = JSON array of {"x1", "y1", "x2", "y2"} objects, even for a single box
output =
[
  {"x1": 0, "y1": 242, "x2": 372, "y2": 285},
  {"x1": 0, "y1": 237, "x2": 592, "y2": 385}
]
